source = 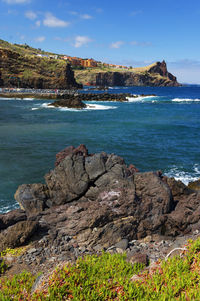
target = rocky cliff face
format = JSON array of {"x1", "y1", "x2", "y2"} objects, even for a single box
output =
[
  {"x1": 0, "y1": 48, "x2": 82, "y2": 89},
  {"x1": 95, "y1": 61, "x2": 180, "y2": 87}
]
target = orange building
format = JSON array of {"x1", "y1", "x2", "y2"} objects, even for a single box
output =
[
  {"x1": 68, "y1": 57, "x2": 82, "y2": 66},
  {"x1": 81, "y1": 59, "x2": 97, "y2": 68}
]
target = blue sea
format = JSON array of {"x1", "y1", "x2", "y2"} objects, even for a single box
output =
[{"x1": 0, "y1": 85, "x2": 200, "y2": 213}]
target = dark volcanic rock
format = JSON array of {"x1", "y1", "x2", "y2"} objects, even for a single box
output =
[
  {"x1": 0, "y1": 221, "x2": 38, "y2": 251},
  {"x1": 55, "y1": 144, "x2": 89, "y2": 166},
  {"x1": 2, "y1": 145, "x2": 198, "y2": 253},
  {"x1": 14, "y1": 184, "x2": 49, "y2": 215},
  {"x1": 50, "y1": 96, "x2": 86, "y2": 109},
  {"x1": 0, "y1": 209, "x2": 26, "y2": 231},
  {"x1": 188, "y1": 179, "x2": 200, "y2": 191}
]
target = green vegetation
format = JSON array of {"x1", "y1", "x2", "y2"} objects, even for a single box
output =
[
  {"x1": 0, "y1": 259, "x2": 7, "y2": 276},
  {"x1": 1, "y1": 246, "x2": 27, "y2": 257},
  {"x1": 0, "y1": 238, "x2": 200, "y2": 300}
]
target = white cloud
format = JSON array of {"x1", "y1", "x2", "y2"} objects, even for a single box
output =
[
  {"x1": 81, "y1": 14, "x2": 92, "y2": 19},
  {"x1": 73, "y1": 35, "x2": 92, "y2": 48},
  {"x1": 35, "y1": 20, "x2": 41, "y2": 27},
  {"x1": 43, "y1": 13, "x2": 70, "y2": 28},
  {"x1": 110, "y1": 41, "x2": 124, "y2": 49},
  {"x1": 130, "y1": 41, "x2": 152, "y2": 47},
  {"x1": 35, "y1": 36, "x2": 45, "y2": 42},
  {"x1": 3, "y1": 0, "x2": 30, "y2": 4},
  {"x1": 25, "y1": 10, "x2": 37, "y2": 20}
]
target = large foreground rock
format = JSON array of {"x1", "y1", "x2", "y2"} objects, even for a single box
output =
[{"x1": 0, "y1": 145, "x2": 200, "y2": 252}]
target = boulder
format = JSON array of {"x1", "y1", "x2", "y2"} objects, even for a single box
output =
[
  {"x1": 0, "y1": 221, "x2": 38, "y2": 252},
  {"x1": 50, "y1": 97, "x2": 86, "y2": 109},
  {"x1": 14, "y1": 184, "x2": 49, "y2": 215},
  {"x1": 0, "y1": 209, "x2": 26, "y2": 231}
]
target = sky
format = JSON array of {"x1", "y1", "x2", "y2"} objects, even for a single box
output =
[{"x1": 0, "y1": 0, "x2": 200, "y2": 84}]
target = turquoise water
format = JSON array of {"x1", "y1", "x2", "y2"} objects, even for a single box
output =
[{"x1": 0, "y1": 85, "x2": 200, "y2": 213}]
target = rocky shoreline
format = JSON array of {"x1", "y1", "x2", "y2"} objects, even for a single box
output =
[
  {"x1": 0, "y1": 91, "x2": 156, "y2": 109},
  {"x1": 0, "y1": 145, "x2": 200, "y2": 276}
]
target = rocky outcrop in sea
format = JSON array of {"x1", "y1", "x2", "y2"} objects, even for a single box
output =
[{"x1": 0, "y1": 145, "x2": 199, "y2": 272}]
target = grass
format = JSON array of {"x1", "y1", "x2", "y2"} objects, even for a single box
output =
[{"x1": 0, "y1": 238, "x2": 200, "y2": 300}]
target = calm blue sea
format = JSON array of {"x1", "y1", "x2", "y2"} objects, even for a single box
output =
[{"x1": 0, "y1": 85, "x2": 200, "y2": 213}]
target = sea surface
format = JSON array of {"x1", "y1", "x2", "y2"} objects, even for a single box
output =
[{"x1": 0, "y1": 85, "x2": 200, "y2": 213}]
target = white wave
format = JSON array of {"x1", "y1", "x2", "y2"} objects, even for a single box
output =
[
  {"x1": 85, "y1": 104, "x2": 117, "y2": 110},
  {"x1": 41, "y1": 103, "x2": 52, "y2": 108},
  {"x1": 23, "y1": 98, "x2": 35, "y2": 101},
  {"x1": 172, "y1": 98, "x2": 200, "y2": 102},
  {"x1": 165, "y1": 165, "x2": 200, "y2": 185},
  {"x1": 0, "y1": 97, "x2": 23, "y2": 100},
  {"x1": 0, "y1": 201, "x2": 19, "y2": 214},
  {"x1": 41, "y1": 102, "x2": 117, "y2": 111},
  {"x1": 31, "y1": 108, "x2": 39, "y2": 111},
  {"x1": 126, "y1": 95, "x2": 157, "y2": 102}
]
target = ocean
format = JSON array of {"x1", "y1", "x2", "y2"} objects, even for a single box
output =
[{"x1": 0, "y1": 85, "x2": 200, "y2": 213}]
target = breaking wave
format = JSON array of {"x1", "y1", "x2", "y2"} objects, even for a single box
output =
[{"x1": 164, "y1": 164, "x2": 200, "y2": 185}]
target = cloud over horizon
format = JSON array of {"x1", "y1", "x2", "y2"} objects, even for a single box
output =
[
  {"x1": 43, "y1": 13, "x2": 70, "y2": 28},
  {"x1": 73, "y1": 35, "x2": 93, "y2": 48},
  {"x1": 130, "y1": 41, "x2": 152, "y2": 47},
  {"x1": 25, "y1": 10, "x2": 37, "y2": 20}
]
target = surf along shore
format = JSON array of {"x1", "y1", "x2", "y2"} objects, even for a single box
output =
[{"x1": 0, "y1": 89, "x2": 156, "y2": 109}]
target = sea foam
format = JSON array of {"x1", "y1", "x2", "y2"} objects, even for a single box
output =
[
  {"x1": 40, "y1": 102, "x2": 117, "y2": 111},
  {"x1": 172, "y1": 98, "x2": 200, "y2": 102},
  {"x1": 164, "y1": 164, "x2": 200, "y2": 185},
  {"x1": 126, "y1": 95, "x2": 158, "y2": 102}
]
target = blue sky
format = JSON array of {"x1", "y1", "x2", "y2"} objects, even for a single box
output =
[{"x1": 0, "y1": 0, "x2": 200, "y2": 84}]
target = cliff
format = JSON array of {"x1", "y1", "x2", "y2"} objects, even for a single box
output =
[
  {"x1": 75, "y1": 61, "x2": 180, "y2": 87},
  {"x1": 0, "y1": 47, "x2": 81, "y2": 89}
]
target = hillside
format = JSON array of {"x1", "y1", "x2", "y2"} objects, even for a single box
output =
[
  {"x1": 0, "y1": 41, "x2": 81, "y2": 89},
  {"x1": 0, "y1": 39, "x2": 180, "y2": 88},
  {"x1": 75, "y1": 61, "x2": 180, "y2": 87}
]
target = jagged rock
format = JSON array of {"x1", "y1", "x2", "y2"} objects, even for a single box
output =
[
  {"x1": 0, "y1": 209, "x2": 26, "y2": 231},
  {"x1": 50, "y1": 97, "x2": 86, "y2": 109},
  {"x1": 14, "y1": 184, "x2": 49, "y2": 215},
  {"x1": 10, "y1": 145, "x2": 200, "y2": 252},
  {"x1": 164, "y1": 177, "x2": 192, "y2": 200},
  {"x1": 55, "y1": 144, "x2": 89, "y2": 166},
  {"x1": 0, "y1": 221, "x2": 38, "y2": 251},
  {"x1": 188, "y1": 179, "x2": 200, "y2": 191},
  {"x1": 164, "y1": 192, "x2": 200, "y2": 236}
]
